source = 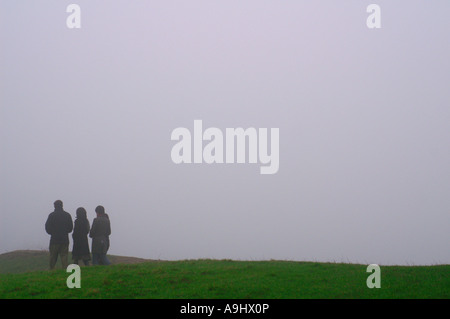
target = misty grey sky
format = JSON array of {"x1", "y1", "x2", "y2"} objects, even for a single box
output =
[{"x1": 1, "y1": 1, "x2": 449, "y2": 265}]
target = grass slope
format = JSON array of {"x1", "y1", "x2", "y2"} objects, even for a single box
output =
[
  {"x1": 0, "y1": 250, "x2": 148, "y2": 274},
  {"x1": 0, "y1": 251, "x2": 449, "y2": 299}
]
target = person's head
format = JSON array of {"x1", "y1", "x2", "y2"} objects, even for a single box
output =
[
  {"x1": 54, "y1": 200, "x2": 63, "y2": 210},
  {"x1": 76, "y1": 207, "x2": 87, "y2": 219},
  {"x1": 95, "y1": 205, "x2": 105, "y2": 216}
]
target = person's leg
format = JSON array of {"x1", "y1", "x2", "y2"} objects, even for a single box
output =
[
  {"x1": 49, "y1": 244, "x2": 58, "y2": 270},
  {"x1": 60, "y1": 244, "x2": 69, "y2": 269},
  {"x1": 92, "y1": 253, "x2": 99, "y2": 265},
  {"x1": 80, "y1": 255, "x2": 90, "y2": 266},
  {"x1": 100, "y1": 254, "x2": 111, "y2": 265}
]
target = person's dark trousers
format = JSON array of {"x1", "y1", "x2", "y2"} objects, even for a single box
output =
[
  {"x1": 49, "y1": 244, "x2": 69, "y2": 270},
  {"x1": 73, "y1": 258, "x2": 90, "y2": 266},
  {"x1": 92, "y1": 253, "x2": 111, "y2": 265}
]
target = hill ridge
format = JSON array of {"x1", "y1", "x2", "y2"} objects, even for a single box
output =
[{"x1": 0, "y1": 249, "x2": 152, "y2": 274}]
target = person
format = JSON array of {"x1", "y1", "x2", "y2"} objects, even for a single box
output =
[
  {"x1": 45, "y1": 200, "x2": 73, "y2": 270},
  {"x1": 89, "y1": 205, "x2": 111, "y2": 265},
  {"x1": 72, "y1": 207, "x2": 91, "y2": 266}
]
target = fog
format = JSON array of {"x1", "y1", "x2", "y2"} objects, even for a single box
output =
[{"x1": 1, "y1": 1, "x2": 449, "y2": 265}]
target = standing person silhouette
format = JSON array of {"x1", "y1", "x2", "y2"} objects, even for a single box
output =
[
  {"x1": 72, "y1": 207, "x2": 91, "y2": 266},
  {"x1": 90, "y1": 205, "x2": 111, "y2": 265},
  {"x1": 45, "y1": 200, "x2": 73, "y2": 270}
]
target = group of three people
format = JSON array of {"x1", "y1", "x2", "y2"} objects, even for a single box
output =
[{"x1": 45, "y1": 200, "x2": 112, "y2": 269}]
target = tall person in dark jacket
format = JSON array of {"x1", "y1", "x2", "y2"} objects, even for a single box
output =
[
  {"x1": 45, "y1": 200, "x2": 73, "y2": 270},
  {"x1": 72, "y1": 207, "x2": 91, "y2": 266},
  {"x1": 90, "y1": 205, "x2": 111, "y2": 265}
]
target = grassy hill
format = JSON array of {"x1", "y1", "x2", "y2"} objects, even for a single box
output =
[
  {"x1": 0, "y1": 250, "x2": 449, "y2": 298},
  {"x1": 0, "y1": 250, "x2": 148, "y2": 274}
]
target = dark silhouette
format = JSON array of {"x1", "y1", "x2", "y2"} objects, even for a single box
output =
[
  {"x1": 72, "y1": 207, "x2": 91, "y2": 266},
  {"x1": 45, "y1": 200, "x2": 73, "y2": 270},
  {"x1": 89, "y1": 205, "x2": 111, "y2": 265}
]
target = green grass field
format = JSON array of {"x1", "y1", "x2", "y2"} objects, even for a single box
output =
[{"x1": 0, "y1": 250, "x2": 448, "y2": 299}]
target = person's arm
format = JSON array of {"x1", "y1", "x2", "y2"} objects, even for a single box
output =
[
  {"x1": 67, "y1": 214, "x2": 74, "y2": 233},
  {"x1": 45, "y1": 214, "x2": 53, "y2": 235},
  {"x1": 72, "y1": 220, "x2": 77, "y2": 238},
  {"x1": 106, "y1": 220, "x2": 111, "y2": 237},
  {"x1": 85, "y1": 220, "x2": 90, "y2": 235},
  {"x1": 89, "y1": 219, "x2": 97, "y2": 238}
]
